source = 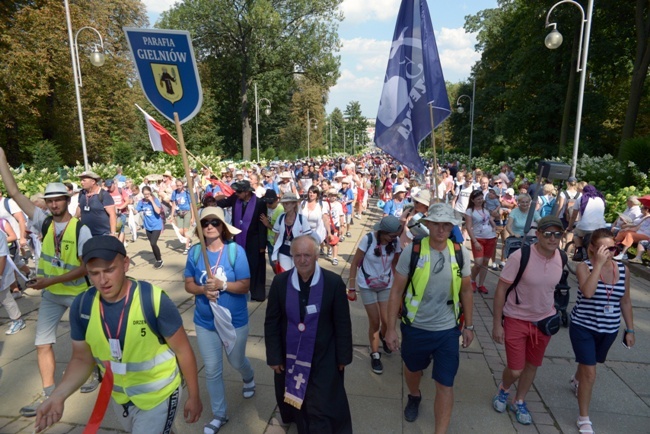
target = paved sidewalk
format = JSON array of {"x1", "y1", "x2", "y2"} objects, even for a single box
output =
[{"x1": 1, "y1": 204, "x2": 649, "y2": 434}]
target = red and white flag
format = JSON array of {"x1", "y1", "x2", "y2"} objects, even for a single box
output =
[{"x1": 135, "y1": 104, "x2": 179, "y2": 155}]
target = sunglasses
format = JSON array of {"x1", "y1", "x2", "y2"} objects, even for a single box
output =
[
  {"x1": 541, "y1": 231, "x2": 563, "y2": 239},
  {"x1": 494, "y1": 181, "x2": 502, "y2": 185},
  {"x1": 603, "y1": 245, "x2": 621, "y2": 254},
  {"x1": 201, "y1": 219, "x2": 223, "y2": 228}
]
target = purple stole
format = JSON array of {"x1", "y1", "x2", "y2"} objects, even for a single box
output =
[
  {"x1": 233, "y1": 194, "x2": 257, "y2": 248},
  {"x1": 284, "y1": 266, "x2": 324, "y2": 409}
]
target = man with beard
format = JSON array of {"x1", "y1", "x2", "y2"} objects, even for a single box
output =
[
  {"x1": 0, "y1": 148, "x2": 96, "y2": 417},
  {"x1": 216, "y1": 180, "x2": 268, "y2": 301}
]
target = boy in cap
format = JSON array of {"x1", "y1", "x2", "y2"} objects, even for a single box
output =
[{"x1": 35, "y1": 236, "x2": 203, "y2": 433}]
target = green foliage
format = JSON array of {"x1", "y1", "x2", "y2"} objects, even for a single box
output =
[
  {"x1": 29, "y1": 140, "x2": 64, "y2": 173},
  {"x1": 604, "y1": 186, "x2": 650, "y2": 222},
  {"x1": 619, "y1": 136, "x2": 650, "y2": 173}
]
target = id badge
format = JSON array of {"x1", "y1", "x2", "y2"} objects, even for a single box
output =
[
  {"x1": 284, "y1": 240, "x2": 291, "y2": 246},
  {"x1": 604, "y1": 305, "x2": 614, "y2": 314},
  {"x1": 109, "y1": 338, "x2": 122, "y2": 361},
  {"x1": 51, "y1": 258, "x2": 62, "y2": 268},
  {"x1": 306, "y1": 304, "x2": 317, "y2": 315},
  {"x1": 416, "y1": 257, "x2": 426, "y2": 268},
  {"x1": 84, "y1": 206, "x2": 90, "y2": 211}
]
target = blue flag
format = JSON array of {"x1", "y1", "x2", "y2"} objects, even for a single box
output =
[{"x1": 374, "y1": 0, "x2": 451, "y2": 174}]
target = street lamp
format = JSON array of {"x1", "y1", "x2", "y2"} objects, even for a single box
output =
[
  {"x1": 456, "y1": 78, "x2": 475, "y2": 167},
  {"x1": 64, "y1": 0, "x2": 105, "y2": 171},
  {"x1": 545, "y1": 0, "x2": 594, "y2": 178},
  {"x1": 306, "y1": 109, "x2": 318, "y2": 159},
  {"x1": 254, "y1": 83, "x2": 271, "y2": 162}
]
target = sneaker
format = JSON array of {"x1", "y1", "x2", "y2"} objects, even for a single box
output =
[
  {"x1": 492, "y1": 385, "x2": 509, "y2": 413},
  {"x1": 80, "y1": 368, "x2": 101, "y2": 393},
  {"x1": 491, "y1": 263, "x2": 499, "y2": 270},
  {"x1": 478, "y1": 285, "x2": 489, "y2": 294},
  {"x1": 613, "y1": 252, "x2": 625, "y2": 261},
  {"x1": 346, "y1": 232, "x2": 352, "y2": 238},
  {"x1": 404, "y1": 393, "x2": 422, "y2": 422},
  {"x1": 331, "y1": 258, "x2": 339, "y2": 266},
  {"x1": 183, "y1": 247, "x2": 190, "y2": 255},
  {"x1": 570, "y1": 375, "x2": 579, "y2": 397},
  {"x1": 20, "y1": 391, "x2": 49, "y2": 417},
  {"x1": 471, "y1": 281, "x2": 477, "y2": 293},
  {"x1": 370, "y1": 352, "x2": 383, "y2": 374},
  {"x1": 154, "y1": 260, "x2": 164, "y2": 269},
  {"x1": 355, "y1": 214, "x2": 361, "y2": 219},
  {"x1": 509, "y1": 400, "x2": 532, "y2": 425},
  {"x1": 628, "y1": 257, "x2": 643, "y2": 264},
  {"x1": 379, "y1": 332, "x2": 392, "y2": 354},
  {"x1": 5, "y1": 318, "x2": 26, "y2": 335},
  {"x1": 499, "y1": 261, "x2": 506, "y2": 269},
  {"x1": 339, "y1": 236, "x2": 346, "y2": 243},
  {"x1": 123, "y1": 241, "x2": 128, "y2": 248}
]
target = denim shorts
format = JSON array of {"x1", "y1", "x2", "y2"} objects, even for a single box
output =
[
  {"x1": 400, "y1": 324, "x2": 460, "y2": 387},
  {"x1": 569, "y1": 323, "x2": 617, "y2": 365}
]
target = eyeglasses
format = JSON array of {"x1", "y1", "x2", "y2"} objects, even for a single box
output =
[
  {"x1": 603, "y1": 245, "x2": 621, "y2": 254},
  {"x1": 541, "y1": 231, "x2": 563, "y2": 239},
  {"x1": 494, "y1": 181, "x2": 502, "y2": 185},
  {"x1": 201, "y1": 219, "x2": 223, "y2": 228},
  {"x1": 432, "y1": 254, "x2": 445, "y2": 274}
]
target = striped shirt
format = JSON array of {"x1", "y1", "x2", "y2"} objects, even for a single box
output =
[{"x1": 570, "y1": 260, "x2": 626, "y2": 333}]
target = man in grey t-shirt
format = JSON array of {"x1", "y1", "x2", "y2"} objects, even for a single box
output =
[{"x1": 385, "y1": 203, "x2": 474, "y2": 430}]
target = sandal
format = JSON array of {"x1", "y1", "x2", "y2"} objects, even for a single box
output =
[
  {"x1": 576, "y1": 419, "x2": 594, "y2": 434},
  {"x1": 204, "y1": 417, "x2": 228, "y2": 434},
  {"x1": 242, "y1": 381, "x2": 256, "y2": 399}
]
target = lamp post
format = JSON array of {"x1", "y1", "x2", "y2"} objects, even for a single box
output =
[
  {"x1": 254, "y1": 83, "x2": 271, "y2": 162},
  {"x1": 64, "y1": 0, "x2": 105, "y2": 171},
  {"x1": 456, "y1": 78, "x2": 475, "y2": 168},
  {"x1": 544, "y1": 0, "x2": 594, "y2": 178},
  {"x1": 306, "y1": 110, "x2": 318, "y2": 159}
]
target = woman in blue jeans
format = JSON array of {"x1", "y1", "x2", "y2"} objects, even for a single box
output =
[{"x1": 184, "y1": 206, "x2": 255, "y2": 434}]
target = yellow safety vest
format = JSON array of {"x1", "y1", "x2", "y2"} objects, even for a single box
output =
[
  {"x1": 37, "y1": 217, "x2": 88, "y2": 296},
  {"x1": 402, "y1": 238, "x2": 462, "y2": 325},
  {"x1": 85, "y1": 281, "x2": 181, "y2": 410}
]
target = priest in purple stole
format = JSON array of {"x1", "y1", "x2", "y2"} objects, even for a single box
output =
[
  {"x1": 265, "y1": 235, "x2": 353, "y2": 433},
  {"x1": 217, "y1": 180, "x2": 268, "y2": 301}
]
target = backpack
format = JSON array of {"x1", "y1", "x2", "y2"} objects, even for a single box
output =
[
  {"x1": 402, "y1": 237, "x2": 465, "y2": 326},
  {"x1": 563, "y1": 191, "x2": 579, "y2": 220},
  {"x1": 78, "y1": 280, "x2": 165, "y2": 344},
  {"x1": 539, "y1": 196, "x2": 556, "y2": 218},
  {"x1": 504, "y1": 244, "x2": 569, "y2": 306}
]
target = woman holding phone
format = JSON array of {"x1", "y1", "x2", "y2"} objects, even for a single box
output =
[
  {"x1": 568, "y1": 228, "x2": 635, "y2": 434},
  {"x1": 135, "y1": 186, "x2": 164, "y2": 268}
]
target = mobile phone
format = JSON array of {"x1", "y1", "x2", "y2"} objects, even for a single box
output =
[
  {"x1": 621, "y1": 332, "x2": 630, "y2": 349},
  {"x1": 26, "y1": 278, "x2": 37, "y2": 286}
]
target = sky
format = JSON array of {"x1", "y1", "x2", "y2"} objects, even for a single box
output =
[{"x1": 143, "y1": 0, "x2": 499, "y2": 117}]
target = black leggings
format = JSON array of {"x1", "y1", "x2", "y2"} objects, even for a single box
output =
[{"x1": 146, "y1": 230, "x2": 162, "y2": 261}]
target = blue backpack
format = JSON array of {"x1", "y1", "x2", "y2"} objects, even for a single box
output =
[
  {"x1": 540, "y1": 196, "x2": 556, "y2": 217},
  {"x1": 189, "y1": 241, "x2": 238, "y2": 269}
]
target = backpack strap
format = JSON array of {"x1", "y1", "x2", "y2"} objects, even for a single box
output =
[
  {"x1": 3, "y1": 198, "x2": 11, "y2": 215},
  {"x1": 139, "y1": 281, "x2": 165, "y2": 344},
  {"x1": 42, "y1": 215, "x2": 54, "y2": 237},
  {"x1": 359, "y1": 232, "x2": 375, "y2": 280},
  {"x1": 504, "y1": 244, "x2": 531, "y2": 305}
]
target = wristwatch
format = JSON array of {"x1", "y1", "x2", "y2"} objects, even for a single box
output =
[{"x1": 464, "y1": 325, "x2": 475, "y2": 331}]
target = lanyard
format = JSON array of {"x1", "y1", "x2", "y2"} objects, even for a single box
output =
[
  {"x1": 380, "y1": 244, "x2": 390, "y2": 271},
  {"x1": 52, "y1": 220, "x2": 71, "y2": 258},
  {"x1": 209, "y1": 246, "x2": 225, "y2": 277},
  {"x1": 99, "y1": 285, "x2": 131, "y2": 341},
  {"x1": 599, "y1": 261, "x2": 616, "y2": 303}
]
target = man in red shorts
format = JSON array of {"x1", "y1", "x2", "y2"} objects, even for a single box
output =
[{"x1": 491, "y1": 216, "x2": 565, "y2": 425}]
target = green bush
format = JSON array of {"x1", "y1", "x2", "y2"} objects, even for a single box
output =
[{"x1": 30, "y1": 140, "x2": 64, "y2": 173}]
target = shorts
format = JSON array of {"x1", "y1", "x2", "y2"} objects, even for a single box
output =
[
  {"x1": 116, "y1": 213, "x2": 127, "y2": 233},
  {"x1": 344, "y1": 213, "x2": 352, "y2": 224},
  {"x1": 473, "y1": 237, "x2": 497, "y2": 259},
  {"x1": 111, "y1": 386, "x2": 181, "y2": 434},
  {"x1": 400, "y1": 324, "x2": 461, "y2": 387},
  {"x1": 175, "y1": 211, "x2": 192, "y2": 229},
  {"x1": 35, "y1": 291, "x2": 76, "y2": 346},
  {"x1": 359, "y1": 286, "x2": 390, "y2": 305},
  {"x1": 503, "y1": 316, "x2": 551, "y2": 370},
  {"x1": 569, "y1": 323, "x2": 617, "y2": 366}
]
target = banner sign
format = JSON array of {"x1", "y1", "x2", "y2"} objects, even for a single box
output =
[{"x1": 124, "y1": 28, "x2": 203, "y2": 124}]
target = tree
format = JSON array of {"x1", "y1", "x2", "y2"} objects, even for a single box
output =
[
  {"x1": 159, "y1": 0, "x2": 342, "y2": 161},
  {"x1": 343, "y1": 101, "x2": 368, "y2": 155}
]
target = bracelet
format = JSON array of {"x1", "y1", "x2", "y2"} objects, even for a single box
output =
[{"x1": 625, "y1": 329, "x2": 635, "y2": 334}]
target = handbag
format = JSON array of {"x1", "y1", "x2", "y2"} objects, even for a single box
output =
[
  {"x1": 535, "y1": 311, "x2": 562, "y2": 336},
  {"x1": 326, "y1": 199, "x2": 340, "y2": 246}
]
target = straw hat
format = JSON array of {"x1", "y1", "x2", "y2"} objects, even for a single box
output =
[{"x1": 199, "y1": 207, "x2": 241, "y2": 235}]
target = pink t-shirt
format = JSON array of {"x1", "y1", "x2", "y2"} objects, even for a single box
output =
[{"x1": 500, "y1": 245, "x2": 562, "y2": 322}]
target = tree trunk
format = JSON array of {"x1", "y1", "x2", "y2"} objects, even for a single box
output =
[
  {"x1": 559, "y1": 26, "x2": 581, "y2": 156},
  {"x1": 240, "y1": 67, "x2": 251, "y2": 161},
  {"x1": 621, "y1": 0, "x2": 650, "y2": 147}
]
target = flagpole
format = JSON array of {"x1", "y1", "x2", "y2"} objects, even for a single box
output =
[
  {"x1": 429, "y1": 103, "x2": 438, "y2": 199},
  {"x1": 174, "y1": 112, "x2": 213, "y2": 278}
]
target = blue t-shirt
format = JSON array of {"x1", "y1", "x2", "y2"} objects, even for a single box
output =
[
  {"x1": 171, "y1": 189, "x2": 191, "y2": 211},
  {"x1": 136, "y1": 197, "x2": 163, "y2": 231},
  {"x1": 340, "y1": 187, "x2": 354, "y2": 214},
  {"x1": 383, "y1": 199, "x2": 405, "y2": 217},
  {"x1": 205, "y1": 184, "x2": 222, "y2": 196},
  {"x1": 263, "y1": 180, "x2": 279, "y2": 194},
  {"x1": 184, "y1": 243, "x2": 251, "y2": 330},
  {"x1": 69, "y1": 281, "x2": 182, "y2": 347}
]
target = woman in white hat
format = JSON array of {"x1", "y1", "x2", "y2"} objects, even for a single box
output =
[
  {"x1": 184, "y1": 206, "x2": 255, "y2": 434},
  {"x1": 277, "y1": 171, "x2": 297, "y2": 198},
  {"x1": 398, "y1": 189, "x2": 431, "y2": 248},
  {"x1": 271, "y1": 193, "x2": 313, "y2": 273}
]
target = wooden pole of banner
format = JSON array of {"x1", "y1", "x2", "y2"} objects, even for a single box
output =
[
  {"x1": 174, "y1": 112, "x2": 213, "y2": 279},
  {"x1": 429, "y1": 103, "x2": 439, "y2": 200}
]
